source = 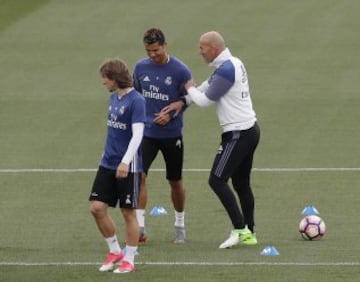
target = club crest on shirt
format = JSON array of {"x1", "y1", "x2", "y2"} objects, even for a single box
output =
[
  {"x1": 119, "y1": 106, "x2": 125, "y2": 115},
  {"x1": 164, "y1": 76, "x2": 172, "y2": 86}
]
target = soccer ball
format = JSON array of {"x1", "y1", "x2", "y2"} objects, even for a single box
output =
[{"x1": 299, "y1": 215, "x2": 326, "y2": 241}]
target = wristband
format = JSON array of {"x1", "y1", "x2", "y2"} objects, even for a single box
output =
[{"x1": 179, "y1": 96, "x2": 187, "y2": 105}]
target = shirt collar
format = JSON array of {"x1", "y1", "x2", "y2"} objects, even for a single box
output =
[{"x1": 209, "y1": 48, "x2": 232, "y2": 68}]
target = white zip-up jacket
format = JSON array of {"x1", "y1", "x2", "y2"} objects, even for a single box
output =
[{"x1": 186, "y1": 48, "x2": 256, "y2": 132}]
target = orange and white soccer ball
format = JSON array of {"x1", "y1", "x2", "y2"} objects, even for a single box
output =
[{"x1": 299, "y1": 215, "x2": 326, "y2": 241}]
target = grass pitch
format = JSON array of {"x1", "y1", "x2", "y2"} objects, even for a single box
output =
[{"x1": 1, "y1": 1, "x2": 359, "y2": 281}]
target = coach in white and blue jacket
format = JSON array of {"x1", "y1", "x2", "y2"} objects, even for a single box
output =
[{"x1": 163, "y1": 31, "x2": 260, "y2": 249}]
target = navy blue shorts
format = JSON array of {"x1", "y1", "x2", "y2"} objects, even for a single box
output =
[
  {"x1": 89, "y1": 166, "x2": 140, "y2": 208},
  {"x1": 142, "y1": 136, "x2": 183, "y2": 181}
]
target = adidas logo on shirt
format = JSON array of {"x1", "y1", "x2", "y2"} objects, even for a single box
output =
[{"x1": 143, "y1": 76, "x2": 150, "y2": 82}]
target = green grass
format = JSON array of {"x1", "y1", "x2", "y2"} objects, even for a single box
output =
[
  {"x1": 0, "y1": 0, "x2": 49, "y2": 32},
  {"x1": 1, "y1": 172, "x2": 359, "y2": 281},
  {"x1": 1, "y1": 0, "x2": 359, "y2": 281}
]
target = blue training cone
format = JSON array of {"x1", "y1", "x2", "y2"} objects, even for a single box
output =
[
  {"x1": 150, "y1": 205, "x2": 168, "y2": 216},
  {"x1": 301, "y1": 205, "x2": 320, "y2": 216},
  {"x1": 260, "y1": 245, "x2": 280, "y2": 256}
]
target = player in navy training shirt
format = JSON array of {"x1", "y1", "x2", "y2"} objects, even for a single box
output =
[
  {"x1": 89, "y1": 58, "x2": 146, "y2": 273},
  {"x1": 133, "y1": 28, "x2": 192, "y2": 243}
]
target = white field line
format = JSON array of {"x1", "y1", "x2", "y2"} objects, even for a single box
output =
[
  {"x1": 0, "y1": 261, "x2": 359, "y2": 267},
  {"x1": 1, "y1": 168, "x2": 358, "y2": 269},
  {"x1": 1, "y1": 167, "x2": 360, "y2": 173}
]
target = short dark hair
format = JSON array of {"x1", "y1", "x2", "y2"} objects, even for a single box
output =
[
  {"x1": 99, "y1": 58, "x2": 133, "y2": 88},
  {"x1": 143, "y1": 28, "x2": 166, "y2": 45}
]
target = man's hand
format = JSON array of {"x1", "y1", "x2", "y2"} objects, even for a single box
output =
[
  {"x1": 153, "y1": 111, "x2": 171, "y2": 126},
  {"x1": 116, "y1": 162, "x2": 129, "y2": 178},
  {"x1": 161, "y1": 100, "x2": 184, "y2": 118},
  {"x1": 161, "y1": 78, "x2": 195, "y2": 117}
]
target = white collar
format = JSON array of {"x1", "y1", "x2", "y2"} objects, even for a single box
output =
[
  {"x1": 117, "y1": 87, "x2": 134, "y2": 99},
  {"x1": 209, "y1": 48, "x2": 232, "y2": 68}
]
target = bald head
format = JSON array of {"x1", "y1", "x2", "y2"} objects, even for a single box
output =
[
  {"x1": 200, "y1": 31, "x2": 225, "y2": 50},
  {"x1": 199, "y1": 31, "x2": 226, "y2": 64}
]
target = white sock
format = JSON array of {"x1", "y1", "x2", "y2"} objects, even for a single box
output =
[
  {"x1": 136, "y1": 209, "x2": 145, "y2": 228},
  {"x1": 124, "y1": 245, "x2": 137, "y2": 265},
  {"x1": 174, "y1": 211, "x2": 185, "y2": 227},
  {"x1": 105, "y1": 235, "x2": 121, "y2": 254}
]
